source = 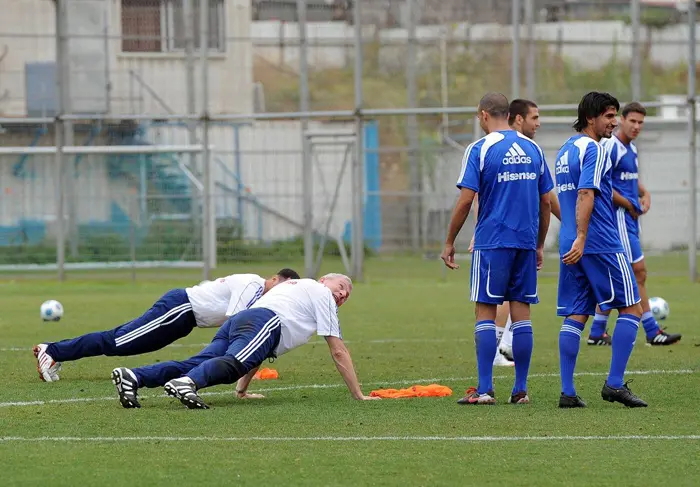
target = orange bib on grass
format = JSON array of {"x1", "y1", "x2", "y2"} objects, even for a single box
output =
[{"x1": 369, "y1": 384, "x2": 453, "y2": 398}]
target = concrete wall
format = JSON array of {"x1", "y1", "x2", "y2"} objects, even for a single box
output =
[
  {"x1": 251, "y1": 19, "x2": 700, "y2": 71},
  {"x1": 0, "y1": 0, "x2": 253, "y2": 117}
]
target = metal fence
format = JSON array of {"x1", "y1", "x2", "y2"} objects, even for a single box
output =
[{"x1": 0, "y1": 0, "x2": 697, "y2": 282}]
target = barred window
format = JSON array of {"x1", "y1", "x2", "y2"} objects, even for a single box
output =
[{"x1": 121, "y1": 0, "x2": 225, "y2": 53}]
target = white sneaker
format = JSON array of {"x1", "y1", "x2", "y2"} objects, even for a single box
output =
[
  {"x1": 33, "y1": 344, "x2": 61, "y2": 382},
  {"x1": 493, "y1": 351, "x2": 515, "y2": 367}
]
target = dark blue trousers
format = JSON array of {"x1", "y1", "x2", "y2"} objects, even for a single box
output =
[
  {"x1": 46, "y1": 289, "x2": 196, "y2": 362},
  {"x1": 132, "y1": 308, "x2": 280, "y2": 389}
]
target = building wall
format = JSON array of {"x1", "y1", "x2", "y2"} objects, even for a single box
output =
[{"x1": 0, "y1": 0, "x2": 253, "y2": 117}]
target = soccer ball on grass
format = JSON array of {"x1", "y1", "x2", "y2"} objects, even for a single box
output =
[
  {"x1": 648, "y1": 297, "x2": 669, "y2": 321},
  {"x1": 40, "y1": 300, "x2": 64, "y2": 322}
]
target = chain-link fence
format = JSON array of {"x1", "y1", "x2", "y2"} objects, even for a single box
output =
[{"x1": 0, "y1": 0, "x2": 698, "y2": 281}]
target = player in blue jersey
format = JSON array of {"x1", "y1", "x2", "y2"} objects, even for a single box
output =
[
  {"x1": 586, "y1": 102, "x2": 682, "y2": 346},
  {"x1": 441, "y1": 92, "x2": 553, "y2": 405},
  {"x1": 555, "y1": 92, "x2": 647, "y2": 408},
  {"x1": 469, "y1": 99, "x2": 563, "y2": 368}
]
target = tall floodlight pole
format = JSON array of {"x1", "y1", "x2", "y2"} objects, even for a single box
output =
[
  {"x1": 297, "y1": 0, "x2": 314, "y2": 278},
  {"x1": 351, "y1": 0, "x2": 365, "y2": 281},
  {"x1": 631, "y1": 0, "x2": 641, "y2": 101},
  {"x1": 689, "y1": 0, "x2": 698, "y2": 282}
]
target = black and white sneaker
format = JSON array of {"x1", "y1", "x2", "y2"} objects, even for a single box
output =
[
  {"x1": 587, "y1": 332, "x2": 612, "y2": 346},
  {"x1": 164, "y1": 377, "x2": 209, "y2": 409},
  {"x1": 112, "y1": 367, "x2": 141, "y2": 409},
  {"x1": 601, "y1": 381, "x2": 648, "y2": 408},
  {"x1": 646, "y1": 329, "x2": 682, "y2": 346},
  {"x1": 558, "y1": 393, "x2": 587, "y2": 408}
]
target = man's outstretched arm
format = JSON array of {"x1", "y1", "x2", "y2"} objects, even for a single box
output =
[
  {"x1": 235, "y1": 367, "x2": 265, "y2": 399},
  {"x1": 325, "y1": 336, "x2": 378, "y2": 401}
]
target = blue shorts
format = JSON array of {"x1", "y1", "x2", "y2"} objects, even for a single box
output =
[
  {"x1": 470, "y1": 248, "x2": 539, "y2": 305},
  {"x1": 217, "y1": 307, "x2": 282, "y2": 371},
  {"x1": 557, "y1": 252, "x2": 641, "y2": 317},
  {"x1": 616, "y1": 208, "x2": 644, "y2": 264}
]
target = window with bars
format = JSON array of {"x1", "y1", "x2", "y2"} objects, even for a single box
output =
[{"x1": 121, "y1": 0, "x2": 225, "y2": 53}]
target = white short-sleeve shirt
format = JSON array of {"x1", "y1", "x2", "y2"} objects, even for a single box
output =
[
  {"x1": 250, "y1": 278, "x2": 342, "y2": 355},
  {"x1": 185, "y1": 274, "x2": 265, "y2": 328}
]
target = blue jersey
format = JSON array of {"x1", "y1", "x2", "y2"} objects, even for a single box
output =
[
  {"x1": 554, "y1": 134, "x2": 624, "y2": 255},
  {"x1": 601, "y1": 134, "x2": 640, "y2": 235},
  {"x1": 457, "y1": 130, "x2": 554, "y2": 250}
]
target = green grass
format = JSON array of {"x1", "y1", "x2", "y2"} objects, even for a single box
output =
[{"x1": 1, "y1": 256, "x2": 700, "y2": 486}]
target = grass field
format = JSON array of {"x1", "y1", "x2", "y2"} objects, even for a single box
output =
[{"x1": 1, "y1": 255, "x2": 699, "y2": 486}]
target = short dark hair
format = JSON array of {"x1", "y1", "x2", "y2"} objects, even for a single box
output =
[
  {"x1": 573, "y1": 92, "x2": 620, "y2": 132},
  {"x1": 621, "y1": 101, "x2": 647, "y2": 118},
  {"x1": 508, "y1": 99, "x2": 538, "y2": 125},
  {"x1": 277, "y1": 268, "x2": 300, "y2": 280},
  {"x1": 478, "y1": 92, "x2": 509, "y2": 119}
]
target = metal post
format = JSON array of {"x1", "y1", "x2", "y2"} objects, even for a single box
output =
[
  {"x1": 298, "y1": 0, "x2": 313, "y2": 277},
  {"x1": 689, "y1": 0, "x2": 698, "y2": 282},
  {"x1": 512, "y1": 0, "x2": 521, "y2": 99},
  {"x1": 351, "y1": 0, "x2": 364, "y2": 281},
  {"x1": 200, "y1": 0, "x2": 213, "y2": 279},
  {"x1": 524, "y1": 0, "x2": 535, "y2": 99},
  {"x1": 184, "y1": 0, "x2": 198, "y2": 195},
  {"x1": 57, "y1": 0, "x2": 78, "y2": 259},
  {"x1": 631, "y1": 0, "x2": 641, "y2": 101},
  {"x1": 54, "y1": 121, "x2": 65, "y2": 282},
  {"x1": 406, "y1": 0, "x2": 420, "y2": 252},
  {"x1": 54, "y1": 0, "x2": 66, "y2": 281}
]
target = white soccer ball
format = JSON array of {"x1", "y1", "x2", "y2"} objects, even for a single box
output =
[
  {"x1": 40, "y1": 300, "x2": 64, "y2": 322},
  {"x1": 649, "y1": 297, "x2": 670, "y2": 321}
]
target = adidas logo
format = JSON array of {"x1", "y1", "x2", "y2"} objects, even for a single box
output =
[
  {"x1": 502, "y1": 142, "x2": 532, "y2": 165},
  {"x1": 556, "y1": 153, "x2": 570, "y2": 174}
]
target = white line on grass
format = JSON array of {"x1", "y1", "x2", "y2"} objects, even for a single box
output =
[
  {"x1": 0, "y1": 368, "x2": 695, "y2": 408},
  {"x1": 0, "y1": 337, "x2": 474, "y2": 352},
  {"x1": 0, "y1": 435, "x2": 699, "y2": 443}
]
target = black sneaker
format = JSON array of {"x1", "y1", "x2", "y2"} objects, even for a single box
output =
[
  {"x1": 112, "y1": 367, "x2": 140, "y2": 409},
  {"x1": 646, "y1": 329, "x2": 682, "y2": 346},
  {"x1": 558, "y1": 393, "x2": 587, "y2": 408},
  {"x1": 508, "y1": 391, "x2": 530, "y2": 404},
  {"x1": 164, "y1": 377, "x2": 209, "y2": 409},
  {"x1": 601, "y1": 381, "x2": 648, "y2": 408},
  {"x1": 587, "y1": 332, "x2": 612, "y2": 346}
]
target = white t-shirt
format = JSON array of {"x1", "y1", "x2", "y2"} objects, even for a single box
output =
[
  {"x1": 185, "y1": 274, "x2": 265, "y2": 328},
  {"x1": 250, "y1": 278, "x2": 342, "y2": 356}
]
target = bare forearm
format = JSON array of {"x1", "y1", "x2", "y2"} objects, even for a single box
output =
[
  {"x1": 331, "y1": 348, "x2": 364, "y2": 399},
  {"x1": 638, "y1": 181, "x2": 647, "y2": 197},
  {"x1": 538, "y1": 199, "x2": 551, "y2": 249},
  {"x1": 549, "y1": 189, "x2": 561, "y2": 222},
  {"x1": 446, "y1": 199, "x2": 473, "y2": 245},
  {"x1": 612, "y1": 189, "x2": 633, "y2": 211},
  {"x1": 236, "y1": 367, "x2": 259, "y2": 393},
  {"x1": 576, "y1": 189, "x2": 595, "y2": 241}
]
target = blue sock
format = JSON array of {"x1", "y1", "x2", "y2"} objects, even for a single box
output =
[
  {"x1": 559, "y1": 318, "x2": 585, "y2": 396},
  {"x1": 641, "y1": 311, "x2": 660, "y2": 339},
  {"x1": 511, "y1": 320, "x2": 533, "y2": 394},
  {"x1": 607, "y1": 314, "x2": 640, "y2": 388},
  {"x1": 474, "y1": 320, "x2": 497, "y2": 395},
  {"x1": 590, "y1": 313, "x2": 610, "y2": 337}
]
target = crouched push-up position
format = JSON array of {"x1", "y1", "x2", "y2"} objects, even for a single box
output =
[{"x1": 112, "y1": 273, "x2": 379, "y2": 409}]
